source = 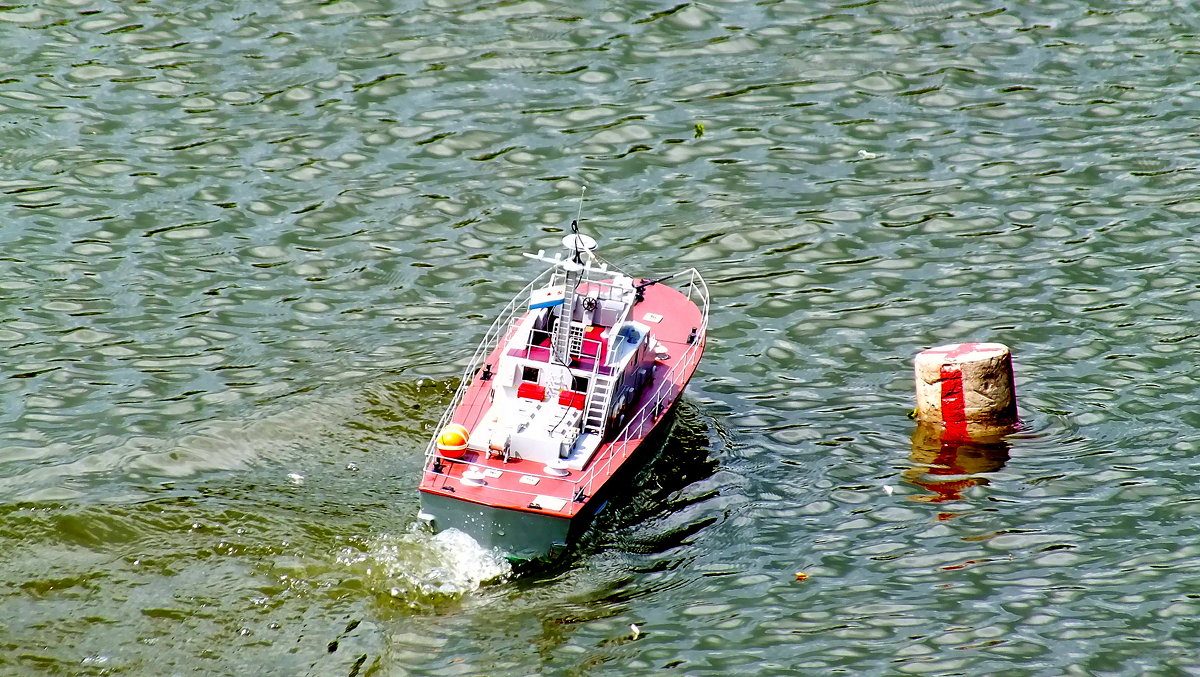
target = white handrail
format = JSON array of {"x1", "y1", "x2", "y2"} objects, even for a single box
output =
[
  {"x1": 568, "y1": 268, "x2": 709, "y2": 499},
  {"x1": 421, "y1": 267, "x2": 556, "y2": 457}
]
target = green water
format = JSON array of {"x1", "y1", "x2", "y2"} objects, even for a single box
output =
[{"x1": 2, "y1": 0, "x2": 1198, "y2": 674}]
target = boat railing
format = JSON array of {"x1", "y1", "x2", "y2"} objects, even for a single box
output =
[
  {"x1": 422, "y1": 266, "x2": 556, "y2": 458},
  {"x1": 502, "y1": 325, "x2": 609, "y2": 375},
  {"x1": 568, "y1": 268, "x2": 709, "y2": 500}
]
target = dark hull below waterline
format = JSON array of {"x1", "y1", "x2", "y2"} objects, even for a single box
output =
[
  {"x1": 419, "y1": 405, "x2": 681, "y2": 562},
  {"x1": 419, "y1": 492, "x2": 573, "y2": 561}
]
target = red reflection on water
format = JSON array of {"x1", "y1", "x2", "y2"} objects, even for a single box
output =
[{"x1": 905, "y1": 423, "x2": 1010, "y2": 504}]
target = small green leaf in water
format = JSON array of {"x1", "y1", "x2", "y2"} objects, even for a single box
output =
[{"x1": 693, "y1": 122, "x2": 705, "y2": 138}]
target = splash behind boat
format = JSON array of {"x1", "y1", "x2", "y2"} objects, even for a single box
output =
[{"x1": 417, "y1": 229, "x2": 708, "y2": 561}]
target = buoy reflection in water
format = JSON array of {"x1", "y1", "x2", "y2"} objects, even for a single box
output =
[{"x1": 904, "y1": 423, "x2": 1011, "y2": 504}]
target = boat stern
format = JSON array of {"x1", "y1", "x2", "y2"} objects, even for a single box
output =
[{"x1": 419, "y1": 489, "x2": 572, "y2": 561}]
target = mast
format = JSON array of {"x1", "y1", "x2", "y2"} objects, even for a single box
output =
[{"x1": 526, "y1": 220, "x2": 596, "y2": 366}]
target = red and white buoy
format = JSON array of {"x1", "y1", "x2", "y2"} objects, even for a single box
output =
[
  {"x1": 914, "y1": 342, "x2": 1017, "y2": 439},
  {"x1": 903, "y1": 343, "x2": 1018, "y2": 503}
]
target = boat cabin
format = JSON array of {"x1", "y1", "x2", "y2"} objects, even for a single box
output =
[{"x1": 464, "y1": 271, "x2": 660, "y2": 470}]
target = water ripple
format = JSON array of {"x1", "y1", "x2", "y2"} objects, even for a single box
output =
[{"x1": 1, "y1": 0, "x2": 1199, "y2": 673}]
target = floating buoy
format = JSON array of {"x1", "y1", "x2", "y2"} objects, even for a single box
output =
[
  {"x1": 914, "y1": 342, "x2": 1017, "y2": 439},
  {"x1": 910, "y1": 343, "x2": 1016, "y2": 503},
  {"x1": 437, "y1": 423, "x2": 470, "y2": 458}
]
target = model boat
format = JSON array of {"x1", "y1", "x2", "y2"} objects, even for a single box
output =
[{"x1": 417, "y1": 226, "x2": 708, "y2": 561}]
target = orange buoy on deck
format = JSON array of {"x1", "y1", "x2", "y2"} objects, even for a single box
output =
[{"x1": 437, "y1": 423, "x2": 470, "y2": 458}]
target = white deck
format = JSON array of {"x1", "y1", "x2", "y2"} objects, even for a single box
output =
[{"x1": 467, "y1": 395, "x2": 603, "y2": 470}]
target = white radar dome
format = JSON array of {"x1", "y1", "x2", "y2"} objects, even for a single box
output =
[{"x1": 562, "y1": 233, "x2": 597, "y2": 253}]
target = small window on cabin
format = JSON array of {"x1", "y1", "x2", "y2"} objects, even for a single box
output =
[
  {"x1": 522, "y1": 366, "x2": 540, "y2": 383},
  {"x1": 571, "y1": 374, "x2": 589, "y2": 392}
]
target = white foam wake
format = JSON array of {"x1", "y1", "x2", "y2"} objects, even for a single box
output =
[{"x1": 335, "y1": 527, "x2": 511, "y2": 605}]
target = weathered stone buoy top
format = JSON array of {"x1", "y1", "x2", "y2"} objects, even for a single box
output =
[{"x1": 914, "y1": 342, "x2": 1017, "y2": 437}]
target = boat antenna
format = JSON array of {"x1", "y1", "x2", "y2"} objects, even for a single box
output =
[
  {"x1": 573, "y1": 185, "x2": 586, "y2": 230},
  {"x1": 569, "y1": 185, "x2": 586, "y2": 263}
]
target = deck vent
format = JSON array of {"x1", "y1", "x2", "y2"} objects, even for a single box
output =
[{"x1": 460, "y1": 468, "x2": 487, "y2": 486}]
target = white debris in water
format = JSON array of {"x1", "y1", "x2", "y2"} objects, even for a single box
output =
[{"x1": 287, "y1": 473, "x2": 304, "y2": 485}]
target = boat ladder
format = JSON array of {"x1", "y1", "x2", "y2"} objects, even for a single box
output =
[
  {"x1": 567, "y1": 323, "x2": 585, "y2": 357},
  {"x1": 553, "y1": 268, "x2": 580, "y2": 364},
  {"x1": 583, "y1": 375, "x2": 614, "y2": 434}
]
